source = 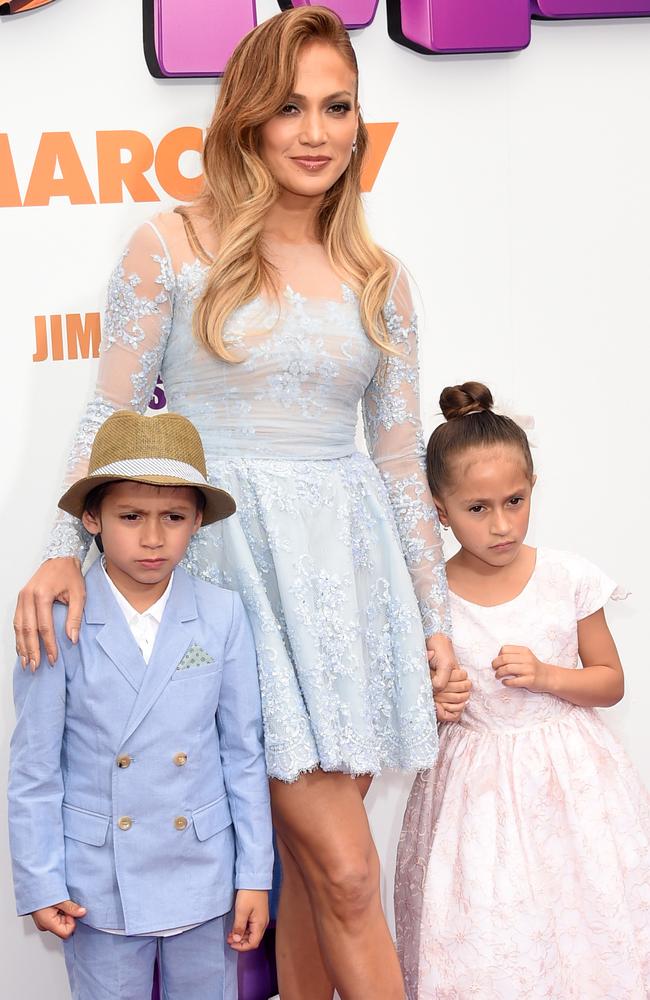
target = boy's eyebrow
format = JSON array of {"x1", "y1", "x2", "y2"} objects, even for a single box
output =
[{"x1": 113, "y1": 502, "x2": 195, "y2": 513}]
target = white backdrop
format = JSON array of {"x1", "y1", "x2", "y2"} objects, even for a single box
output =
[{"x1": 1, "y1": 2, "x2": 649, "y2": 995}]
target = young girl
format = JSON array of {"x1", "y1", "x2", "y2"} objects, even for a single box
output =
[{"x1": 394, "y1": 382, "x2": 650, "y2": 1000}]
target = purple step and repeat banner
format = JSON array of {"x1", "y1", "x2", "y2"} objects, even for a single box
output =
[{"x1": 2, "y1": 1, "x2": 650, "y2": 998}]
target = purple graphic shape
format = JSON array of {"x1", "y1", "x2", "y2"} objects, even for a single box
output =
[
  {"x1": 396, "y1": 0, "x2": 530, "y2": 53},
  {"x1": 148, "y1": 376, "x2": 166, "y2": 411},
  {"x1": 238, "y1": 926, "x2": 278, "y2": 1000},
  {"x1": 532, "y1": 0, "x2": 650, "y2": 14},
  {"x1": 282, "y1": 0, "x2": 378, "y2": 28},
  {"x1": 149, "y1": 0, "x2": 257, "y2": 77}
]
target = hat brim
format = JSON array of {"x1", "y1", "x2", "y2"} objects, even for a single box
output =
[{"x1": 58, "y1": 474, "x2": 236, "y2": 527}]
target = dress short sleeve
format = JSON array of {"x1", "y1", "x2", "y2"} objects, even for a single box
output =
[{"x1": 570, "y1": 552, "x2": 628, "y2": 621}]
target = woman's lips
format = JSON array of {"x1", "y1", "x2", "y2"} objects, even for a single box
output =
[{"x1": 291, "y1": 156, "x2": 332, "y2": 171}]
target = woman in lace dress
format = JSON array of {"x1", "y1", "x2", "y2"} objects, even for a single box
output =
[
  {"x1": 395, "y1": 383, "x2": 650, "y2": 999},
  {"x1": 14, "y1": 8, "x2": 456, "y2": 998}
]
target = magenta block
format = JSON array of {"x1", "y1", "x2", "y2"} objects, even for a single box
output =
[
  {"x1": 388, "y1": 0, "x2": 530, "y2": 53},
  {"x1": 142, "y1": 0, "x2": 257, "y2": 78},
  {"x1": 283, "y1": 0, "x2": 379, "y2": 28},
  {"x1": 532, "y1": 0, "x2": 650, "y2": 14}
]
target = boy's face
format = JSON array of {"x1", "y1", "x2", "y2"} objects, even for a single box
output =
[{"x1": 81, "y1": 481, "x2": 202, "y2": 603}]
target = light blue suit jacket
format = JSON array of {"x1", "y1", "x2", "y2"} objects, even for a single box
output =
[{"x1": 8, "y1": 560, "x2": 273, "y2": 934}]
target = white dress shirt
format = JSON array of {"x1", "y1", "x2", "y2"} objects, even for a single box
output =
[
  {"x1": 99, "y1": 562, "x2": 200, "y2": 938},
  {"x1": 101, "y1": 560, "x2": 173, "y2": 665}
]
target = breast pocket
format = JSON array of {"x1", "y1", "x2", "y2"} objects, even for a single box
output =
[{"x1": 171, "y1": 643, "x2": 222, "y2": 682}]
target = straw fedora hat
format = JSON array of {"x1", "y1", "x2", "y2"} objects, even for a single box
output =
[{"x1": 58, "y1": 411, "x2": 236, "y2": 527}]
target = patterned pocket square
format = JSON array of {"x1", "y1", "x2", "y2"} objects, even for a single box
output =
[{"x1": 176, "y1": 643, "x2": 214, "y2": 671}]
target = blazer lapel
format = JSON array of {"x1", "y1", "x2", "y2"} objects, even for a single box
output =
[
  {"x1": 118, "y1": 568, "x2": 197, "y2": 749},
  {"x1": 84, "y1": 560, "x2": 147, "y2": 694}
]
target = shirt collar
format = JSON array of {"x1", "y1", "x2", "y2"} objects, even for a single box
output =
[{"x1": 101, "y1": 558, "x2": 174, "y2": 625}]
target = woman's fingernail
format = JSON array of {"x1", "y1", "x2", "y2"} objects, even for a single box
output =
[
  {"x1": 30, "y1": 660, "x2": 36, "y2": 673},
  {"x1": 71, "y1": 630, "x2": 78, "y2": 644},
  {"x1": 20, "y1": 656, "x2": 27, "y2": 669}
]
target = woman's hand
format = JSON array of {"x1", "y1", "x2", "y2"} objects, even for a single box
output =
[
  {"x1": 434, "y1": 667, "x2": 472, "y2": 723},
  {"x1": 491, "y1": 645, "x2": 549, "y2": 692},
  {"x1": 426, "y1": 632, "x2": 459, "y2": 693},
  {"x1": 14, "y1": 557, "x2": 85, "y2": 669}
]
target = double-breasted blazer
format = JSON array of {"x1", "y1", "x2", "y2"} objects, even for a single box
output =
[{"x1": 8, "y1": 560, "x2": 273, "y2": 935}]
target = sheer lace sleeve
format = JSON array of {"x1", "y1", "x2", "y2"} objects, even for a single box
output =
[
  {"x1": 44, "y1": 221, "x2": 176, "y2": 561},
  {"x1": 362, "y1": 268, "x2": 451, "y2": 638}
]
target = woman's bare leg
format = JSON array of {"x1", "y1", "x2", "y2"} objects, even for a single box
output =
[
  {"x1": 271, "y1": 770, "x2": 404, "y2": 1000},
  {"x1": 275, "y1": 832, "x2": 335, "y2": 1000}
]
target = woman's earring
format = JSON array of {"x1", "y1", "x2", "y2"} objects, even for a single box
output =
[
  {"x1": 352, "y1": 137, "x2": 358, "y2": 154},
  {"x1": 442, "y1": 524, "x2": 449, "y2": 532}
]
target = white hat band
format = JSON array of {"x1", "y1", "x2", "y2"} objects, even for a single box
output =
[{"x1": 91, "y1": 458, "x2": 209, "y2": 485}]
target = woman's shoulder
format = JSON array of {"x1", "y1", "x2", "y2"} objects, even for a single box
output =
[{"x1": 122, "y1": 209, "x2": 212, "y2": 276}]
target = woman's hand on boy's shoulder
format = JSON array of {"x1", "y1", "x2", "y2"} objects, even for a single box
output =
[
  {"x1": 227, "y1": 889, "x2": 269, "y2": 952},
  {"x1": 14, "y1": 557, "x2": 85, "y2": 670},
  {"x1": 31, "y1": 899, "x2": 87, "y2": 939}
]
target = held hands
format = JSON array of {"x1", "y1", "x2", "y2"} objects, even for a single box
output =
[
  {"x1": 31, "y1": 900, "x2": 87, "y2": 939},
  {"x1": 14, "y1": 557, "x2": 85, "y2": 669},
  {"x1": 492, "y1": 645, "x2": 549, "y2": 692},
  {"x1": 227, "y1": 889, "x2": 269, "y2": 952},
  {"x1": 426, "y1": 633, "x2": 459, "y2": 694},
  {"x1": 434, "y1": 667, "x2": 472, "y2": 723}
]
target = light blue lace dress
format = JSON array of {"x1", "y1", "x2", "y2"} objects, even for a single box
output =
[{"x1": 46, "y1": 214, "x2": 451, "y2": 782}]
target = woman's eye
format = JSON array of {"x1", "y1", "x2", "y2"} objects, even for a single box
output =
[
  {"x1": 279, "y1": 104, "x2": 299, "y2": 116},
  {"x1": 329, "y1": 102, "x2": 351, "y2": 115}
]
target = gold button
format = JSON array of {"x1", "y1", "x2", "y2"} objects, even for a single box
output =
[
  {"x1": 173, "y1": 752, "x2": 188, "y2": 767},
  {"x1": 116, "y1": 755, "x2": 132, "y2": 769},
  {"x1": 174, "y1": 816, "x2": 188, "y2": 831},
  {"x1": 118, "y1": 817, "x2": 133, "y2": 831}
]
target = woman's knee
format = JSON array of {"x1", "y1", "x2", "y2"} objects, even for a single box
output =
[{"x1": 316, "y1": 855, "x2": 379, "y2": 924}]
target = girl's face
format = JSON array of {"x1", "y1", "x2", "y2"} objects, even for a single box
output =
[
  {"x1": 258, "y1": 41, "x2": 359, "y2": 201},
  {"x1": 436, "y1": 445, "x2": 535, "y2": 569}
]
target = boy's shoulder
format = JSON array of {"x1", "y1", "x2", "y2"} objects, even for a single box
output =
[{"x1": 180, "y1": 568, "x2": 242, "y2": 618}]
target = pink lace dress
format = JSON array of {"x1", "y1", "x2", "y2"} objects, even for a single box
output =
[{"x1": 395, "y1": 548, "x2": 650, "y2": 1000}]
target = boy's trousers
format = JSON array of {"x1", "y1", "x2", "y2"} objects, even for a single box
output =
[{"x1": 63, "y1": 911, "x2": 237, "y2": 1000}]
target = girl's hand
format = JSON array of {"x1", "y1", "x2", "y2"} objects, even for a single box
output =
[
  {"x1": 426, "y1": 633, "x2": 459, "y2": 693},
  {"x1": 31, "y1": 899, "x2": 87, "y2": 939},
  {"x1": 227, "y1": 889, "x2": 269, "y2": 952},
  {"x1": 434, "y1": 667, "x2": 471, "y2": 722},
  {"x1": 492, "y1": 645, "x2": 549, "y2": 692},
  {"x1": 14, "y1": 557, "x2": 85, "y2": 669}
]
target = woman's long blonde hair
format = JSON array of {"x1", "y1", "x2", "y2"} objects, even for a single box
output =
[{"x1": 183, "y1": 5, "x2": 394, "y2": 361}]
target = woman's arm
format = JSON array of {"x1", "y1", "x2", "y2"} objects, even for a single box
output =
[
  {"x1": 361, "y1": 266, "x2": 455, "y2": 688},
  {"x1": 14, "y1": 220, "x2": 175, "y2": 667},
  {"x1": 492, "y1": 609, "x2": 624, "y2": 708}
]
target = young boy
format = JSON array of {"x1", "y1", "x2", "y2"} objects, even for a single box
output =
[{"x1": 8, "y1": 410, "x2": 273, "y2": 1000}]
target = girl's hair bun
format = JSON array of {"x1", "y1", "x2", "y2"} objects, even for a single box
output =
[{"x1": 440, "y1": 382, "x2": 494, "y2": 421}]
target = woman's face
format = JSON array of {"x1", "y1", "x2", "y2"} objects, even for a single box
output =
[{"x1": 259, "y1": 41, "x2": 359, "y2": 200}]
